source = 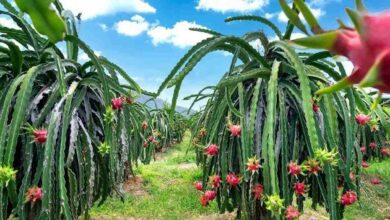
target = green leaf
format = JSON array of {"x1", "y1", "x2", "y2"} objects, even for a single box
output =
[
  {"x1": 355, "y1": 0, "x2": 367, "y2": 12},
  {"x1": 292, "y1": 31, "x2": 338, "y2": 50},
  {"x1": 346, "y1": 8, "x2": 363, "y2": 34},
  {"x1": 225, "y1": 15, "x2": 283, "y2": 40},
  {"x1": 278, "y1": 0, "x2": 308, "y2": 34},
  {"x1": 15, "y1": 0, "x2": 66, "y2": 43},
  {"x1": 293, "y1": 0, "x2": 323, "y2": 33}
]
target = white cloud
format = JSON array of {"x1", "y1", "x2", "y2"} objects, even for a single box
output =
[
  {"x1": 60, "y1": 0, "x2": 156, "y2": 20},
  {"x1": 278, "y1": 6, "x2": 325, "y2": 23},
  {"x1": 220, "y1": 51, "x2": 233, "y2": 57},
  {"x1": 249, "y1": 39, "x2": 262, "y2": 50},
  {"x1": 340, "y1": 60, "x2": 354, "y2": 76},
  {"x1": 265, "y1": 12, "x2": 276, "y2": 19},
  {"x1": 196, "y1": 0, "x2": 269, "y2": 13},
  {"x1": 115, "y1": 15, "x2": 149, "y2": 37},
  {"x1": 0, "y1": 17, "x2": 19, "y2": 29},
  {"x1": 309, "y1": 0, "x2": 341, "y2": 6},
  {"x1": 147, "y1": 21, "x2": 211, "y2": 48},
  {"x1": 79, "y1": 51, "x2": 102, "y2": 62},
  {"x1": 99, "y1": 23, "x2": 109, "y2": 31},
  {"x1": 290, "y1": 32, "x2": 307, "y2": 40}
]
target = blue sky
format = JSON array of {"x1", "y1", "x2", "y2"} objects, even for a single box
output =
[{"x1": 2, "y1": 0, "x2": 389, "y2": 109}]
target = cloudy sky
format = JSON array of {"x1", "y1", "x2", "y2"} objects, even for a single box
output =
[{"x1": 2, "y1": 0, "x2": 389, "y2": 109}]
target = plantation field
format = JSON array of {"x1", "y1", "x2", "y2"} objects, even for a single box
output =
[
  {"x1": 2, "y1": 1, "x2": 390, "y2": 219},
  {"x1": 91, "y1": 133, "x2": 390, "y2": 220}
]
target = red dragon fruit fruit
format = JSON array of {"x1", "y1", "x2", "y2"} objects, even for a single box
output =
[
  {"x1": 111, "y1": 97, "x2": 123, "y2": 110},
  {"x1": 312, "y1": 102, "x2": 320, "y2": 113},
  {"x1": 341, "y1": 191, "x2": 357, "y2": 206},
  {"x1": 285, "y1": 205, "x2": 300, "y2": 220},
  {"x1": 194, "y1": 181, "x2": 203, "y2": 191},
  {"x1": 294, "y1": 11, "x2": 390, "y2": 94},
  {"x1": 293, "y1": 182, "x2": 306, "y2": 196},
  {"x1": 226, "y1": 173, "x2": 240, "y2": 187},
  {"x1": 360, "y1": 146, "x2": 367, "y2": 154},
  {"x1": 381, "y1": 148, "x2": 390, "y2": 157},
  {"x1": 355, "y1": 114, "x2": 370, "y2": 126},
  {"x1": 246, "y1": 157, "x2": 261, "y2": 173},
  {"x1": 25, "y1": 186, "x2": 43, "y2": 203},
  {"x1": 370, "y1": 177, "x2": 381, "y2": 185},
  {"x1": 209, "y1": 175, "x2": 221, "y2": 188},
  {"x1": 205, "y1": 144, "x2": 219, "y2": 157},
  {"x1": 199, "y1": 195, "x2": 209, "y2": 207},
  {"x1": 288, "y1": 162, "x2": 302, "y2": 176},
  {"x1": 305, "y1": 159, "x2": 321, "y2": 175},
  {"x1": 369, "y1": 142, "x2": 376, "y2": 149},
  {"x1": 141, "y1": 121, "x2": 148, "y2": 129},
  {"x1": 33, "y1": 129, "x2": 47, "y2": 143},
  {"x1": 204, "y1": 190, "x2": 217, "y2": 201},
  {"x1": 362, "y1": 161, "x2": 369, "y2": 168},
  {"x1": 252, "y1": 183, "x2": 264, "y2": 200},
  {"x1": 229, "y1": 124, "x2": 241, "y2": 137}
]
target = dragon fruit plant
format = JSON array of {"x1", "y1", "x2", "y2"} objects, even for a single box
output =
[
  {"x1": 0, "y1": 0, "x2": 158, "y2": 219},
  {"x1": 140, "y1": 100, "x2": 187, "y2": 162},
  {"x1": 281, "y1": 0, "x2": 390, "y2": 161},
  {"x1": 158, "y1": 1, "x2": 389, "y2": 219},
  {"x1": 282, "y1": 0, "x2": 390, "y2": 102}
]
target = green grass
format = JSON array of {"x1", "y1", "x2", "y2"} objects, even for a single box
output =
[
  {"x1": 90, "y1": 132, "x2": 219, "y2": 219},
  {"x1": 91, "y1": 133, "x2": 390, "y2": 220},
  {"x1": 343, "y1": 159, "x2": 390, "y2": 220}
]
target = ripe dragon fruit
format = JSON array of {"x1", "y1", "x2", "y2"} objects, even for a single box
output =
[
  {"x1": 209, "y1": 175, "x2": 221, "y2": 188},
  {"x1": 194, "y1": 181, "x2": 203, "y2": 191},
  {"x1": 288, "y1": 162, "x2": 302, "y2": 176},
  {"x1": 341, "y1": 191, "x2": 357, "y2": 206},
  {"x1": 204, "y1": 190, "x2": 217, "y2": 201},
  {"x1": 362, "y1": 161, "x2": 369, "y2": 168},
  {"x1": 111, "y1": 97, "x2": 123, "y2": 110},
  {"x1": 33, "y1": 128, "x2": 47, "y2": 143},
  {"x1": 355, "y1": 114, "x2": 370, "y2": 126},
  {"x1": 285, "y1": 205, "x2": 300, "y2": 220},
  {"x1": 205, "y1": 144, "x2": 219, "y2": 157},
  {"x1": 369, "y1": 142, "x2": 376, "y2": 149},
  {"x1": 25, "y1": 186, "x2": 43, "y2": 203},
  {"x1": 199, "y1": 195, "x2": 209, "y2": 207},
  {"x1": 360, "y1": 146, "x2": 367, "y2": 153},
  {"x1": 370, "y1": 177, "x2": 381, "y2": 185},
  {"x1": 293, "y1": 182, "x2": 306, "y2": 196},
  {"x1": 229, "y1": 124, "x2": 241, "y2": 137},
  {"x1": 381, "y1": 148, "x2": 390, "y2": 157},
  {"x1": 294, "y1": 11, "x2": 390, "y2": 94},
  {"x1": 246, "y1": 156, "x2": 261, "y2": 173},
  {"x1": 226, "y1": 173, "x2": 240, "y2": 187},
  {"x1": 252, "y1": 183, "x2": 264, "y2": 200},
  {"x1": 199, "y1": 190, "x2": 217, "y2": 207}
]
